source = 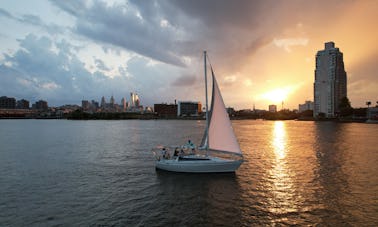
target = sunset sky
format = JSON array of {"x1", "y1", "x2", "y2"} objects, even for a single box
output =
[{"x1": 0, "y1": 0, "x2": 377, "y2": 110}]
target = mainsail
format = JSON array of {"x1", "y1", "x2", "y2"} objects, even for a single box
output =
[{"x1": 201, "y1": 69, "x2": 242, "y2": 156}]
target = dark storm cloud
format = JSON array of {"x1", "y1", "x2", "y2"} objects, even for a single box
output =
[
  {"x1": 50, "y1": 0, "x2": 187, "y2": 67},
  {"x1": 49, "y1": 0, "x2": 281, "y2": 69}
]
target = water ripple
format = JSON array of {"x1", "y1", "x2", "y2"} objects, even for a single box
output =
[{"x1": 0, "y1": 120, "x2": 377, "y2": 226}]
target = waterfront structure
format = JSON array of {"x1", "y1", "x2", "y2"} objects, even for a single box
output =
[
  {"x1": 82, "y1": 100, "x2": 99, "y2": 112},
  {"x1": 16, "y1": 99, "x2": 29, "y2": 109},
  {"x1": 177, "y1": 101, "x2": 202, "y2": 117},
  {"x1": 154, "y1": 103, "x2": 178, "y2": 118},
  {"x1": 0, "y1": 96, "x2": 16, "y2": 109},
  {"x1": 34, "y1": 100, "x2": 48, "y2": 110},
  {"x1": 268, "y1": 105, "x2": 277, "y2": 113},
  {"x1": 314, "y1": 42, "x2": 347, "y2": 118},
  {"x1": 91, "y1": 100, "x2": 99, "y2": 110},
  {"x1": 82, "y1": 100, "x2": 90, "y2": 110},
  {"x1": 298, "y1": 101, "x2": 314, "y2": 113},
  {"x1": 366, "y1": 107, "x2": 378, "y2": 122}
]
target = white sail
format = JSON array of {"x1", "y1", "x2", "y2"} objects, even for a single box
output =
[{"x1": 206, "y1": 69, "x2": 242, "y2": 156}]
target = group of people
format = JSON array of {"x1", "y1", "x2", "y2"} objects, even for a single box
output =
[{"x1": 161, "y1": 139, "x2": 196, "y2": 159}]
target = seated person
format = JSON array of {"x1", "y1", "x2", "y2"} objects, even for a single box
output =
[
  {"x1": 186, "y1": 140, "x2": 195, "y2": 149},
  {"x1": 173, "y1": 147, "x2": 179, "y2": 157}
]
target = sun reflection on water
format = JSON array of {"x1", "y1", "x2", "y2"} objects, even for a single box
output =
[
  {"x1": 273, "y1": 121, "x2": 286, "y2": 160},
  {"x1": 268, "y1": 121, "x2": 298, "y2": 218}
]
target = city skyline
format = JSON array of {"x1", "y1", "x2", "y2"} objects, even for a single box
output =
[{"x1": 0, "y1": 1, "x2": 377, "y2": 109}]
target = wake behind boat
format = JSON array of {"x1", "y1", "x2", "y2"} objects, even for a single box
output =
[{"x1": 153, "y1": 51, "x2": 243, "y2": 173}]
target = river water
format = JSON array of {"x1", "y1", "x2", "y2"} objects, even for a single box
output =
[{"x1": 0, "y1": 119, "x2": 377, "y2": 226}]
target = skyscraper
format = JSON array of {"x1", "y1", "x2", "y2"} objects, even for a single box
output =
[
  {"x1": 130, "y1": 92, "x2": 140, "y2": 107},
  {"x1": 101, "y1": 96, "x2": 106, "y2": 108},
  {"x1": 110, "y1": 95, "x2": 115, "y2": 107},
  {"x1": 314, "y1": 42, "x2": 347, "y2": 118}
]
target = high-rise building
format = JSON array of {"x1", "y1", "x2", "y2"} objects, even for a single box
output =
[
  {"x1": 82, "y1": 100, "x2": 90, "y2": 110},
  {"x1": 0, "y1": 96, "x2": 16, "y2": 109},
  {"x1": 177, "y1": 101, "x2": 202, "y2": 117},
  {"x1": 121, "y1": 97, "x2": 127, "y2": 111},
  {"x1": 91, "y1": 100, "x2": 99, "y2": 110},
  {"x1": 314, "y1": 42, "x2": 347, "y2": 118},
  {"x1": 154, "y1": 103, "x2": 178, "y2": 118},
  {"x1": 101, "y1": 96, "x2": 106, "y2": 108},
  {"x1": 130, "y1": 92, "x2": 140, "y2": 107},
  {"x1": 110, "y1": 95, "x2": 115, "y2": 106},
  {"x1": 35, "y1": 100, "x2": 48, "y2": 110},
  {"x1": 16, "y1": 99, "x2": 29, "y2": 109}
]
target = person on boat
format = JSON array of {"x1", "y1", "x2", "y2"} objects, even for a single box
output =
[
  {"x1": 174, "y1": 147, "x2": 179, "y2": 157},
  {"x1": 186, "y1": 140, "x2": 195, "y2": 149},
  {"x1": 186, "y1": 140, "x2": 195, "y2": 154},
  {"x1": 179, "y1": 148, "x2": 185, "y2": 157},
  {"x1": 162, "y1": 148, "x2": 167, "y2": 159}
]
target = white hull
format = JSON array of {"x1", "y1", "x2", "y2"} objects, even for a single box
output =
[{"x1": 156, "y1": 155, "x2": 243, "y2": 173}]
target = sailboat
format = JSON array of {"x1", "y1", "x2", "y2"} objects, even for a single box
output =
[{"x1": 153, "y1": 51, "x2": 243, "y2": 173}]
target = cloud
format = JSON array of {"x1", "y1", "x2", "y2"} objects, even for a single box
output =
[
  {"x1": 0, "y1": 8, "x2": 14, "y2": 19},
  {"x1": 223, "y1": 75, "x2": 237, "y2": 84},
  {"x1": 48, "y1": 0, "x2": 285, "y2": 70},
  {"x1": 50, "y1": 0, "x2": 187, "y2": 67},
  {"x1": 0, "y1": 7, "x2": 65, "y2": 35},
  {"x1": 20, "y1": 14, "x2": 44, "y2": 27},
  {"x1": 347, "y1": 51, "x2": 378, "y2": 106},
  {"x1": 94, "y1": 58, "x2": 111, "y2": 71},
  {"x1": 273, "y1": 38, "x2": 309, "y2": 52},
  {"x1": 1, "y1": 0, "x2": 377, "y2": 110},
  {"x1": 0, "y1": 34, "x2": 113, "y2": 104},
  {"x1": 172, "y1": 74, "x2": 196, "y2": 87}
]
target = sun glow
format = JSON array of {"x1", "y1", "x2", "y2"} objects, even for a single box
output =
[{"x1": 260, "y1": 88, "x2": 292, "y2": 103}]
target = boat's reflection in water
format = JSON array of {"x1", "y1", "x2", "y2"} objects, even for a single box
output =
[{"x1": 155, "y1": 170, "x2": 243, "y2": 226}]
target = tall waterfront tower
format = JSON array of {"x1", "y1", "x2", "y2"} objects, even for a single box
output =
[
  {"x1": 314, "y1": 42, "x2": 347, "y2": 118},
  {"x1": 100, "y1": 96, "x2": 106, "y2": 108}
]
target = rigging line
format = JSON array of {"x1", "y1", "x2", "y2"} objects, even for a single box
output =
[{"x1": 205, "y1": 51, "x2": 214, "y2": 73}]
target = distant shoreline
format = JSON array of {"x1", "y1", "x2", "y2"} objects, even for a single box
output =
[{"x1": 0, "y1": 116, "x2": 371, "y2": 123}]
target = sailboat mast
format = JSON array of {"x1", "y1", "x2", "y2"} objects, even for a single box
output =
[{"x1": 204, "y1": 51, "x2": 209, "y2": 150}]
